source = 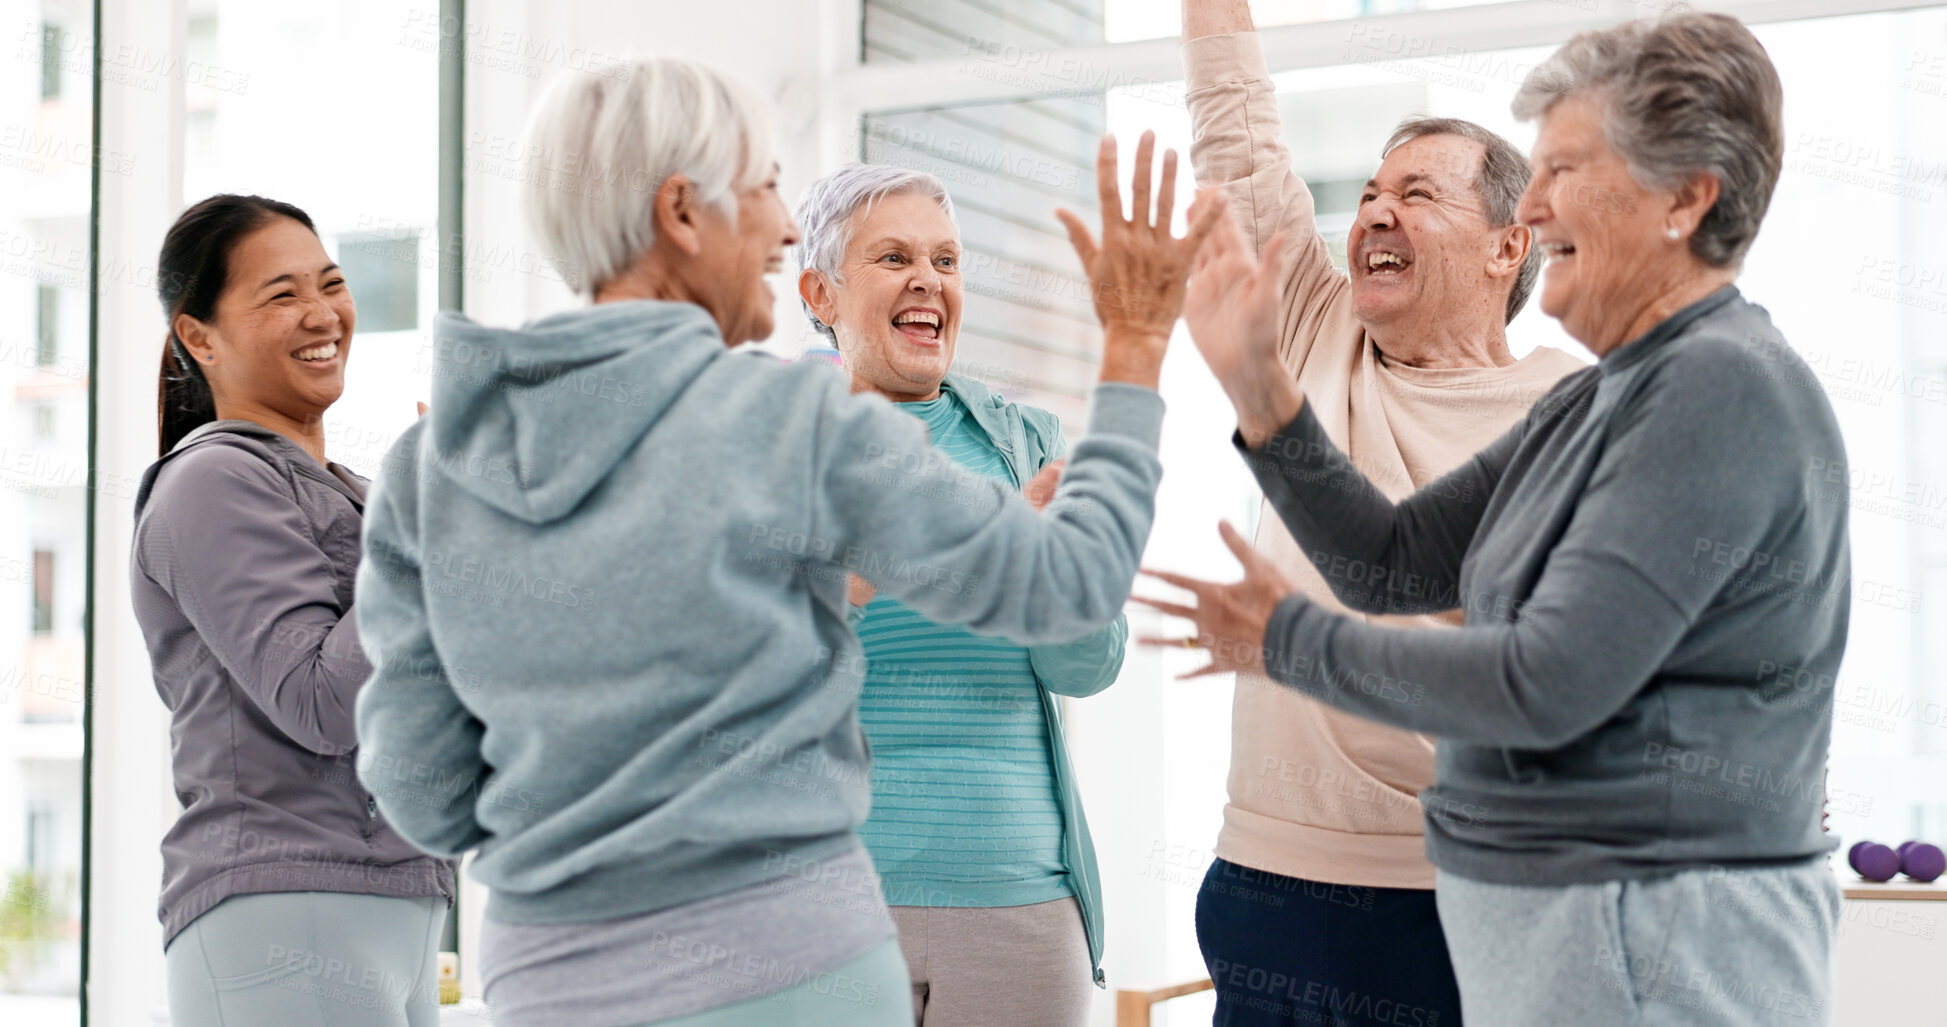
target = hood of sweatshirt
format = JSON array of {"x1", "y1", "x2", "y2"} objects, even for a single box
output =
[
  {"x1": 424, "y1": 300, "x2": 729, "y2": 524},
  {"x1": 135, "y1": 418, "x2": 363, "y2": 518}
]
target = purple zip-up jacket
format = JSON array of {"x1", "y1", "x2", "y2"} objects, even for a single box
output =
[{"x1": 131, "y1": 419, "x2": 453, "y2": 947}]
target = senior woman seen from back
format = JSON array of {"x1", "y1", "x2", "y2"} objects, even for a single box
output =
[
  {"x1": 352, "y1": 57, "x2": 1221, "y2": 1027},
  {"x1": 1155, "y1": 14, "x2": 1847, "y2": 1026},
  {"x1": 796, "y1": 164, "x2": 1127, "y2": 1024}
]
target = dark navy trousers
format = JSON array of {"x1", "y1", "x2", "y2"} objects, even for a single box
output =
[{"x1": 1194, "y1": 858, "x2": 1463, "y2": 1027}]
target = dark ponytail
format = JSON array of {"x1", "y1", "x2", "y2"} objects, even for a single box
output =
[{"x1": 156, "y1": 194, "x2": 317, "y2": 456}]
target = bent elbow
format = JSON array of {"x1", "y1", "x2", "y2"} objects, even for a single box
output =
[{"x1": 277, "y1": 669, "x2": 360, "y2": 755}]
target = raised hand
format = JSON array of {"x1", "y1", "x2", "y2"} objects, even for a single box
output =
[
  {"x1": 1183, "y1": 204, "x2": 1286, "y2": 388},
  {"x1": 1182, "y1": 200, "x2": 1305, "y2": 446},
  {"x1": 1133, "y1": 521, "x2": 1295, "y2": 678},
  {"x1": 1056, "y1": 131, "x2": 1228, "y2": 389}
]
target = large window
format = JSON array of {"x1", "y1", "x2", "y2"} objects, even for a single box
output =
[
  {"x1": 8, "y1": 1, "x2": 1938, "y2": 1024},
  {"x1": 181, "y1": 0, "x2": 442, "y2": 480},
  {"x1": 2, "y1": 1, "x2": 91, "y2": 1021}
]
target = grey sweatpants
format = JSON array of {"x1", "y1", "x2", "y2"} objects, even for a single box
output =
[
  {"x1": 1436, "y1": 861, "x2": 1840, "y2": 1026},
  {"x1": 892, "y1": 898, "x2": 1093, "y2": 1027},
  {"x1": 165, "y1": 890, "x2": 446, "y2": 1027}
]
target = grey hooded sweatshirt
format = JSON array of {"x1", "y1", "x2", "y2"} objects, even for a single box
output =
[
  {"x1": 353, "y1": 299, "x2": 1164, "y2": 928},
  {"x1": 132, "y1": 421, "x2": 455, "y2": 948}
]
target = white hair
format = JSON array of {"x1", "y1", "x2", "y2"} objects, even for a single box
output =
[
  {"x1": 523, "y1": 57, "x2": 777, "y2": 295},
  {"x1": 794, "y1": 164, "x2": 956, "y2": 343}
]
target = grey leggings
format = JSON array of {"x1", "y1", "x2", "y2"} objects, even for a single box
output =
[
  {"x1": 165, "y1": 891, "x2": 446, "y2": 1027},
  {"x1": 893, "y1": 898, "x2": 1093, "y2": 1027}
]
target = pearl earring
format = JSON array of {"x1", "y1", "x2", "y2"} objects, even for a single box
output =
[{"x1": 1665, "y1": 227, "x2": 1680, "y2": 240}]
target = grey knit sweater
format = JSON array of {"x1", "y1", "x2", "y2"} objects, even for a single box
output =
[{"x1": 1240, "y1": 287, "x2": 1849, "y2": 885}]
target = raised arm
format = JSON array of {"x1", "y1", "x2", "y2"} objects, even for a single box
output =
[
  {"x1": 354, "y1": 429, "x2": 491, "y2": 857},
  {"x1": 1183, "y1": 0, "x2": 1342, "y2": 366},
  {"x1": 1021, "y1": 423, "x2": 1127, "y2": 697},
  {"x1": 136, "y1": 446, "x2": 368, "y2": 755}
]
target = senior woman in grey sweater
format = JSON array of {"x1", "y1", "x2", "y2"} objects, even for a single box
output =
[
  {"x1": 1156, "y1": 14, "x2": 1846, "y2": 1026},
  {"x1": 352, "y1": 55, "x2": 1221, "y2": 1026}
]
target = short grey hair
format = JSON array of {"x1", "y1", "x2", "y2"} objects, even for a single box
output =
[
  {"x1": 523, "y1": 57, "x2": 776, "y2": 295},
  {"x1": 794, "y1": 164, "x2": 956, "y2": 344},
  {"x1": 1382, "y1": 117, "x2": 1539, "y2": 325},
  {"x1": 1511, "y1": 13, "x2": 1784, "y2": 268}
]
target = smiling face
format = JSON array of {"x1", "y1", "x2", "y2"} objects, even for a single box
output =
[
  {"x1": 176, "y1": 216, "x2": 355, "y2": 423},
  {"x1": 686, "y1": 168, "x2": 800, "y2": 346},
  {"x1": 804, "y1": 190, "x2": 962, "y2": 402},
  {"x1": 1350, "y1": 134, "x2": 1509, "y2": 332},
  {"x1": 1517, "y1": 93, "x2": 1667, "y2": 354}
]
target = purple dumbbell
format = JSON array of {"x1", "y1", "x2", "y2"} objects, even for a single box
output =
[
  {"x1": 1849, "y1": 841, "x2": 1901, "y2": 882},
  {"x1": 1896, "y1": 841, "x2": 1944, "y2": 883}
]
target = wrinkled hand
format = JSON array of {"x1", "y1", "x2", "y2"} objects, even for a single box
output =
[
  {"x1": 1057, "y1": 132, "x2": 1228, "y2": 385},
  {"x1": 847, "y1": 574, "x2": 877, "y2": 608},
  {"x1": 1133, "y1": 521, "x2": 1295, "y2": 678},
  {"x1": 1182, "y1": 205, "x2": 1305, "y2": 444},
  {"x1": 1024, "y1": 460, "x2": 1064, "y2": 512},
  {"x1": 1184, "y1": 205, "x2": 1286, "y2": 393}
]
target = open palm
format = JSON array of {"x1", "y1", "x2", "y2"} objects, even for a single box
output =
[{"x1": 1182, "y1": 207, "x2": 1287, "y2": 393}]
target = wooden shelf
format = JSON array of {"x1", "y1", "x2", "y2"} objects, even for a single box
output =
[{"x1": 1842, "y1": 879, "x2": 1947, "y2": 902}]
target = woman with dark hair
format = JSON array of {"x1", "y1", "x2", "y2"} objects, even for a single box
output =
[{"x1": 131, "y1": 194, "x2": 454, "y2": 1026}]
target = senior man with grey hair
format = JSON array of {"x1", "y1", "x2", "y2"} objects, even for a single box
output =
[
  {"x1": 1178, "y1": 1, "x2": 1584, "y2": 1024},
  {"x1": 1161, "y1": 12, "x2": 1843, "y2": 1026},
  {"x1": 794, "y1": 161, "x2": 1126, "y2": 1026}
]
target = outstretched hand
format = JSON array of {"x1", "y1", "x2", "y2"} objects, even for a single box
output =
[
  {"x1": 1181, "y1": 200, "x2": 1305, "y2": 445},
  {"x1": 1057, "y1": 131, "x2": 1228, "y2": 387},
  {"x1": 1183, "y1": 203, "x2": 1286, "y2": 392},
  {"x1": 1133, "y1": 521, "x2": 1295, "y2": 678}
]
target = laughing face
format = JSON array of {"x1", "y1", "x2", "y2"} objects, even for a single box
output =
[
  {"x1": 802, "y1": 190, "x2": 963, "y2": 403},
  {"x1": 175, "y1": 216, "x2": 356, "y2": 425},
  {"x1": 1349, "y1": 134, "x2": 1501, "y2": 333},
  {"x1": 1517, "y1": 93, "x2": 1664, "y2": 355}
]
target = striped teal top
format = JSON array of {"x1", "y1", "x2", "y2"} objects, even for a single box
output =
[{"x1": 856, "y1": 392, "x2": 1071, "y2": 909}]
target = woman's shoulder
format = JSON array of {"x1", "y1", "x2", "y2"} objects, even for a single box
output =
[{"x1": 149, "y1": 430, "x2": 294, "y2": 499}]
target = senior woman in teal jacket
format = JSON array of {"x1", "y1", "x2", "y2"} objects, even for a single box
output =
[{"x1": 796, "y1": 164, "x2": 1121, "y2": 1026}]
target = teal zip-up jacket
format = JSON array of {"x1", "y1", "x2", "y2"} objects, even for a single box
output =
[{"x1": 861, "y1": 372, "x2": 1120, "y2": 988}]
